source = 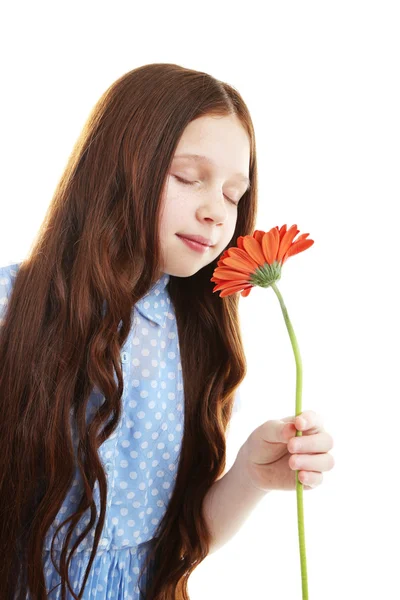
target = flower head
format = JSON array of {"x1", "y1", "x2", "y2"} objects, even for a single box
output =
[{"x1": 211, "y1": 224, "x2": 314, "y2": 298}]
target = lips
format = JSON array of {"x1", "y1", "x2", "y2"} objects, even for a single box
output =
[{"x1": 177, "y1": 234, "x2": 214, "y2": 247}]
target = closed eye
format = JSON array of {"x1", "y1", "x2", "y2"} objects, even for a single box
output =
[{"x1": 173, "y1": 175, "x2": 239, "y2": 206}]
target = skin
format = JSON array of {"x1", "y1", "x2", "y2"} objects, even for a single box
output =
[
  {"x1": 157, "y1": 113, "x2": 251, "y2": 279},
  {"x1": 239, "y1": 410, "x2": 335, "y2": 492},
  {"x1": 156, "y1": 115, "x2": 335, "y2": 492}
]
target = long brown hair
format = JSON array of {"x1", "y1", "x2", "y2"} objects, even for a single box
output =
[{"x1": 0, "y1": 63, "x2": 258, "y2": 599}]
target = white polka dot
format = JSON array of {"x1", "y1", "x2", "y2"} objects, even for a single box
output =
[{"x1": 24, "y1": 268, "x2": 186, "y2": 567}]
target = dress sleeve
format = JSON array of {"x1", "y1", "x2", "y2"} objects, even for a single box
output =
[{"x1": 0, "y1": 263, "x2": 18, "y2": 327}]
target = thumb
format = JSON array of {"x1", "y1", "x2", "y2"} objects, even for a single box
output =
[
  {"x1": 260, "y1": 418, "x2": 294, "y2": 444},
  {"x1": 279, "y1": 417, "x2": 298, "y2": 442}
]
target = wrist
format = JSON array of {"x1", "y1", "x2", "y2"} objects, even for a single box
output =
[{"x1": 234, "y1": 441, "x2": 272, "y2": 495}]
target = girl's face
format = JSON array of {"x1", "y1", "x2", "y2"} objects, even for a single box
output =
[{"x1": 158, "y1": 114, "x2": 251, "y2": 279}]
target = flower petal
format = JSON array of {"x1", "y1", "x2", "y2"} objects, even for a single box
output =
[
  {"x1": 210, "y1": 224, "x2": 314, "y2": 298},
  {"x1": 221, "y1": 256, "x2": 255, "y2": 275},
  {"x1": 222, "y1": 247, "x2": 259, "y2": 271},
  {"x1": 276, "y1": 224, "x2": 300, "y2": 262},
  {"x1": 261, "y1": 228, "x2": 280, "y2": 264},
  {"x1": 210, "y1": 267, "x2": 249, "y2": 282},
  {"x1": 242, "y1": 236, "x2": 265, "y2": 266},
  {"x1": 213, "y1": 281, "x2": 254, "y2": 297},
  {"x1": 283, "y1": 237, "x2": 314, "y2": 262}
]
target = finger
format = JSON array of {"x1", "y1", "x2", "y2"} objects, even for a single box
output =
[
  {"x1": 288, "y1": 431, "x2": 334, "y2": 454},
  {"x1": 298, "y1": 470, "x2": 324, "y2": 488},
  {"x1": 289, "y1": 452, "x2": 335, "y2": 472},
  {"x1": 259, "y1": 419, "x2": 290, "y2": 444},
  {"x1": 279, "y1": 412, "x2": 325, "y2": 442},
  {"x1": 280, "y1": 410, "x2": 324, "y2": 432},
  {"x1": 294, "y1": 410, "x2": 324, "y2": 433}
]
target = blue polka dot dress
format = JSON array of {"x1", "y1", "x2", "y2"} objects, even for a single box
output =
[{"x1": 0, "y1": 262, "x2": 242, "y2": 599}]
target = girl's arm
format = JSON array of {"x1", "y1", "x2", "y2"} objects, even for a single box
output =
[{"x1": 202, "y1": 443, "x2": 270, "y2": 554}]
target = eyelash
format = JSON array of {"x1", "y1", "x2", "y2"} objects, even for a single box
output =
[{"x1": 173, "y1": 175, "x2": 239, "y2": 206}]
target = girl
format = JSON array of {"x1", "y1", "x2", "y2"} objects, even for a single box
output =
[{"x1": 0, "y1": 63, "x2": 334, "y2": 600}]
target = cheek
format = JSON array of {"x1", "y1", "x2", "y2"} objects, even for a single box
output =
[
  {"x1": 158, "y1": 194, "x2": 186, "y2": 236},
  {"x1": 226, "y1": 217, "x2": 238, "y2": 242}
]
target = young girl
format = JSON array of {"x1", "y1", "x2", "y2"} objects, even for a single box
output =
[{"x1": 0, "y1": 63, "x2": 334, "y2": 600}]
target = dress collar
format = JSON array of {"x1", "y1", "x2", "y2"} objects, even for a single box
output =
[{"x1": 135, "y1": 273, "x2": 171, "y2": 326}]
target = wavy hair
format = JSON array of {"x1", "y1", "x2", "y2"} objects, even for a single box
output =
[{"x1": 0, "y1": 63, "x2": 258, "y2": 599}]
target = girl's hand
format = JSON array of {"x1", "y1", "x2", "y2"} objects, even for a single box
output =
[{"x1": 238, "y1": 410, "x2": 335, "y2": 492}]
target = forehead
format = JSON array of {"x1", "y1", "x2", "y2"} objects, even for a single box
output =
[{"x1": 172, "y1": 153, "x2": 250, "y2": 189}]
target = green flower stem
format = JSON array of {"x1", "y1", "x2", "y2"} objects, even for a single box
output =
[{"x1": 270, "y1": 281, "x2": 309, "y2": 600}]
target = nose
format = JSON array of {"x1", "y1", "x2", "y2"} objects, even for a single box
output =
[{"x1": 197, "y1": 192, "x2": 229, "y2": 224}]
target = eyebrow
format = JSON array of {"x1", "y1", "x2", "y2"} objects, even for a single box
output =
[{"x1": 173, "y1": 153, "x2": 251, "y2": 191}]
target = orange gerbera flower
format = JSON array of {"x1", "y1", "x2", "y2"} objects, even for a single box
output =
[
  {"x1": 211, "y1": 224, "x2": 314, "y2": 298},
  {"x1": 211, "y1": 223, "x2": 315, "y2": 599}
]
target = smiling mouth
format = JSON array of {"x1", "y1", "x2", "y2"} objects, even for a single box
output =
[{"x1": 176, "y1": 235, "x2": 212, "y2": 253}]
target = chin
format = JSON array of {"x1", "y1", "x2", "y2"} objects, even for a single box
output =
[{"x1": 165, "y1": 261, "x2": 210, "y2": 279}]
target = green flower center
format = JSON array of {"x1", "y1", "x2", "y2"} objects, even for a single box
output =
[{"x1": 250, "y1": 260, "x2": 282, "y2": 288}]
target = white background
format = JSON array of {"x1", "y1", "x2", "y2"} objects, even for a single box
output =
[{"x1": 1, "y1": 1, "x2": 399, "y2": 598}]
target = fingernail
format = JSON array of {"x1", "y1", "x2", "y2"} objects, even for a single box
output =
[{"x1": 299, "y1": 417, "x2": 307, "y2": 428}]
